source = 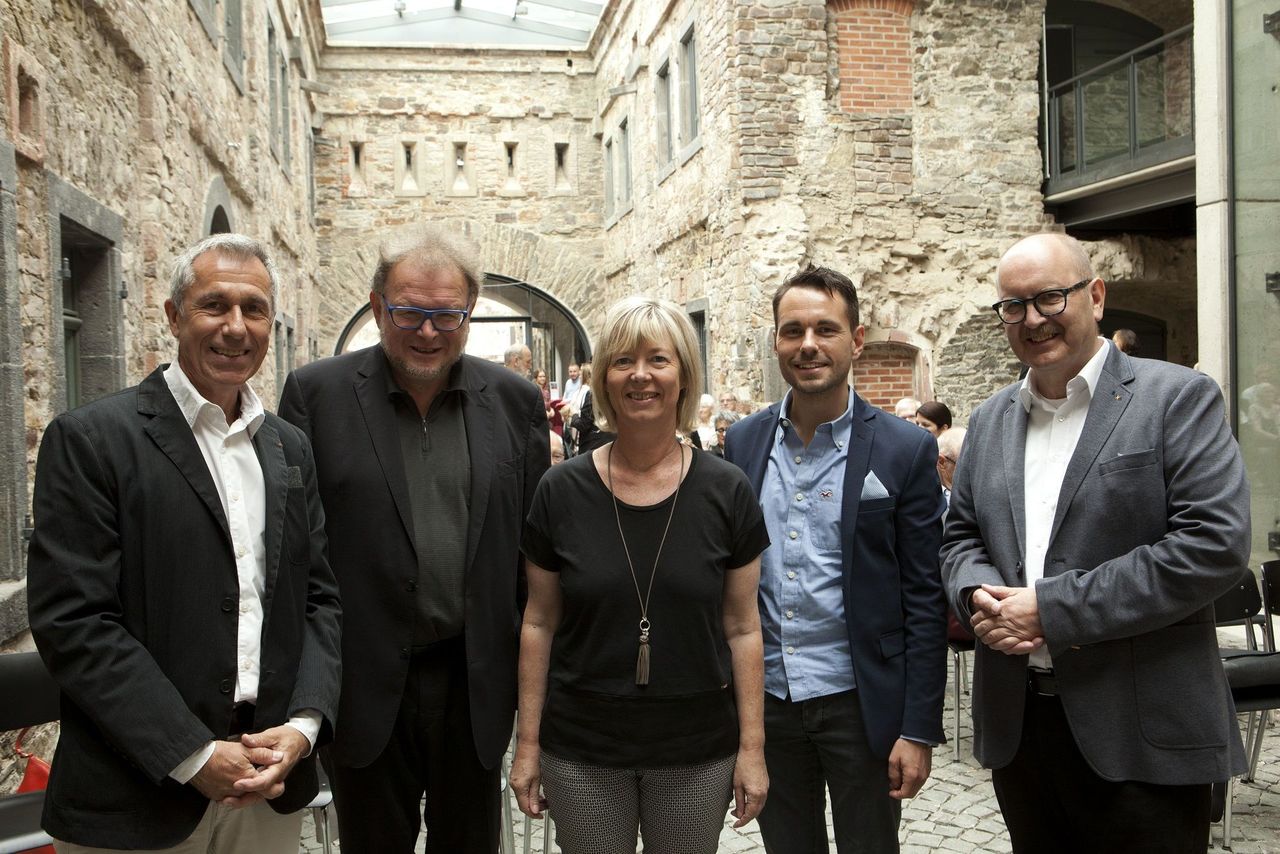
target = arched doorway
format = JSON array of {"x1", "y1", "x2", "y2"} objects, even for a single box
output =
[{"x1": 335, "y1": 273, "x2": 591, "y2": 386}]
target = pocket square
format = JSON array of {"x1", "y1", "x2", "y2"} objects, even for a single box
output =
[
  {"x1": 861, "y1": 470, "x2": 890, "y2": 500},
  {"x1": 285, "y1": 465, "x2": 303, "y2": 488}
]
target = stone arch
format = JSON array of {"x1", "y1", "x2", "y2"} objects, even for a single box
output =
[
  {"x1": 933, "y1": 311, "x2": 1022, "y2": 425},
  {"x1": 201, "y1": 175, "x2": 235, "y2": 236},
  {"x1": 316, "y1": 219, "x2": 604, "y2": 358},
  {"x1": 854, "y1": 330, "x2": 930, "y2": 413}
]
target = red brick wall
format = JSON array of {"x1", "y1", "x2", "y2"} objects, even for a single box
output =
[
  {"x1": 853, "y1": 342, "x2": 917, "y2": 412},
  {"x1": 830, "y1": 0, "x2": 914, "y2": 114}
]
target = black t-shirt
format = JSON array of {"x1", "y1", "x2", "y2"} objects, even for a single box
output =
[{"x1": 522, "y1": 447, "x2": 769, "y2": 767}]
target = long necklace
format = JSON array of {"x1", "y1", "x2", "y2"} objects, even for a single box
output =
[{"x1": 608, "y1": 441, "x2": 685, "y2": 687}]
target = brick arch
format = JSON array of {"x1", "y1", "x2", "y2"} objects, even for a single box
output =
[
  {"x1": 828, "y1": 0, "x2": 916, "y2": 114},
  {"x1": 853, "y1": 339, "x2": 923, "y2": 413}
]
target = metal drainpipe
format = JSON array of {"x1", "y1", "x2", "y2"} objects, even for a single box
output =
[{"x1": 1224, "y1": 0, "x2": 1238, "y2": 431}]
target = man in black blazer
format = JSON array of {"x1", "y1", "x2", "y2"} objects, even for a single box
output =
[
  {"x1": 27, "y1": 234, "x2": 342, "y2": 852},
  {"x1": 279, "y1": 224, "x2": 549, "y2": 851}
]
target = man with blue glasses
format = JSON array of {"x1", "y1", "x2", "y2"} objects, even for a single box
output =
[
  {"x1": 280, "y1": 224, "x2": 549, "y2": 852},
  {"x1": 942, "y1": 232, "x2": 1249, "y2": 853}
]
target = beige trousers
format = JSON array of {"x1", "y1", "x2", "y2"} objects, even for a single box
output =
[{"x1": 55, "y1": 800, "x2": 303, "y2": 854}]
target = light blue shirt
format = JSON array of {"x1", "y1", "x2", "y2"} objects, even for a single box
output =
[{"x1": 759, "y1": 390, "x2": 857, "y2": 701}]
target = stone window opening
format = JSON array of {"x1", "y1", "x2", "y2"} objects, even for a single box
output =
[
  {"x1": 396, "y1": 139, "x2": 423, "y2": 196},
  {"x1": 603, "y1": 137, "x2": 615, "y2": 219},
  {"x1": 655, "y1": 59, "x2": 673, "y2": 169},
  {"x1": 57, "y1": 218, "x2": 119, "y2": 412},
  {"x1": 617, "y1": 118, "x2": 632, "y2": 209},
  {"x1": 268, "y1": 21, "x2": 280, "y2": 160},
  {"x1": 277, "y1": 47, "x2": 291, "y2": 173},
  {"x1": 829, "y1": 0, "x2": 915, "y2": 115},
  {"x1": 222, "y1": 0, "x2": 244, "y2": 91},
  {"x1": 553, "y1": 141, "x2": 572, "y2": 192},
  {"x1": 502, "y1": 141, "x2": 522, "y2": 195},
  {"x1": 347, "y1": 140, "x2": 368, "y2": 196},
  {"x1": 678, "y1": 23, "x2": 701, "y2": 153},
  {"x1": 275, "y1": 314, "x2": 296, "y2": 396},
  {"x1": 17, "y1": 69, "x2": 39, "y2": 138},
  {"x1": 447, "y1": 140, "x2": 476, "y2": 196}
]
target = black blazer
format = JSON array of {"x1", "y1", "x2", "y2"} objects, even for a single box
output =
[
  {"x1": 279, "y1": 349, "x2": 549, "y2": 770},
  {"x1": 26, "y1": 368, "x2": 342, "y2": 849}
]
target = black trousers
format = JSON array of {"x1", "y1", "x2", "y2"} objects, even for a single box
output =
[
  {"x1": 991, "y1": 687, "x2": 1211, "y2": 854},
  {"x1": 328, "y1": 639, "x2": 500, "y2": 853}
]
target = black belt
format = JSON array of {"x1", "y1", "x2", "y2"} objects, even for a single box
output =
[{"x1": 1028, "y1": 668, "x2": 1059, "y2": 697}]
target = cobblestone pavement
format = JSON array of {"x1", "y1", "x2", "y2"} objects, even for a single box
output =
[{"x1": 301, "y1": 639, "x2": 1280, "y2": 853}]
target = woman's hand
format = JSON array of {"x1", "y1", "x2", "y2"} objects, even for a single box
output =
[
  {"x1": 510, "y1": 742, "x2": 547, "y2": 818},
  {"x1": 730, "y1": 746, "x2": 768, "y2": 827}
]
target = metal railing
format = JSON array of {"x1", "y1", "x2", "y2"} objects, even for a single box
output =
[{"x1": 1044, "y1": 24, "x2": 1193, "y2": 189}]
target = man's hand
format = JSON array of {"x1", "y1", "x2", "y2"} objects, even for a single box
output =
[
  {"x1": 970, "y1": 584, "x2": 1044, "y2": 655},
  {"x1": 887, "y1": 739, "x2": 931, "y2": 800},
  {"x1": 730, "y1": 746, "x2": 768, "y2": 827},
  {"x1": 190, "y1": 741, "x2": 283, "y2": 806},
  {"x1": 232, "y1": 725, "x2": 310, "y2": 800}
]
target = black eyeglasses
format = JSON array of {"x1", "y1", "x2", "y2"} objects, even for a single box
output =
[
  {"x1": 382, "y1": 297, "x2": 469, "y2": 332},
  {"x1": 991, "y1": 279, "x2": 1092, "y2": 324}
]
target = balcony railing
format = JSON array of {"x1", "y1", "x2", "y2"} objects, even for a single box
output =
[{"x1": 1044, "y1": 24, "x2": 1194, "y2": 197}]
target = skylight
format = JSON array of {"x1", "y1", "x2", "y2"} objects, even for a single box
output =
[{"x1": 320, "y1": 0, "x2": 605, "y2": 49}]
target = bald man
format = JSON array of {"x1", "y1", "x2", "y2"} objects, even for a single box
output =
[{"x1": 940, "y1": 233, "x2": 1250, "y2": 853}]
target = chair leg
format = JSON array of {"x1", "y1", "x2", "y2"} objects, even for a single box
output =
[
  {"x1": 1246, "y1": 710, "x2": 1269, "y2": 783},
  {"x1": 544, "y1": 812, "x2": 554, "y2": 854},
  {"x1": 1222, "y1": 776, "x2": 1235, "y2": 851},
  {"x1": 312, "y1": 805, "x2": 332, "y2": 854},
  {"x1": 952, "y1": 649, "x2": 961, "y2": 759},
  {"x1": 501, "y1": 772, "x2": 516, "y2": 854},
  {"x1": 960, "y1": 649, "x2": 970, "y2": 694}
]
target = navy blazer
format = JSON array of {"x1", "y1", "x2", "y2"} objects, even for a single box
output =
[
  {"x1": 280, "y1": 349, "x2": 549, "y2": 771},
  {"x1": 27, "y1": 368, "x2": 342, "y2": 849},
  {"x1": 724, "y1": 392, "x2": 947, "y2": 756}
]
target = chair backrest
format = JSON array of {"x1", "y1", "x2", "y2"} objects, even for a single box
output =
[
  {"x1": 0, "y1": 652, "x2": 60, "y2": 732},
  {"x1": 1261, "y1": 560, "x2": 1280, "y2": 652},
  {"x1": 1214, "y1": 569, "x2": 1262, "y2": 626}
]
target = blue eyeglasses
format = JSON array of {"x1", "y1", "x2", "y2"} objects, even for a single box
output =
[{"x1": 382, "y1": 297, "x2": 470, "y2": 332}]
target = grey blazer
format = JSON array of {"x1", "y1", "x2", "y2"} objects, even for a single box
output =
[{"x1": 941, "y1": 345, "x2": 1249, "y2": 785}]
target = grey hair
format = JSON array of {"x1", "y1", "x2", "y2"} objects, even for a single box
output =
[
  {"x1": 169, "y1": 233, "x2": 280, "y2": 313},
  {"x1": 370, "y1": 223, "x2": 484, "y2": 305},
  {"x1": 937, "y1": 426, "x2": 967, "y2": 462}
]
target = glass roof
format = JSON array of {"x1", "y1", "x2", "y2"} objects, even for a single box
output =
[{"x1": 320, "y1": 0, "x2": 604, "y2": 49}]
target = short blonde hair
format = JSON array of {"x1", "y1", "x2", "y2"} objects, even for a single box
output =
[{"x1": 590, "y1": 296, "x2": 703, "y2": 433}]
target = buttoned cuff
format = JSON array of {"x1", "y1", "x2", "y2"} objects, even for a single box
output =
[{"x1": 901, "y1": 734, "x2": 939, "y2": 749}]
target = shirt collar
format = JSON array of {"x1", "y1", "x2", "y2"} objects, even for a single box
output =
[
  {"x1": 163, "y1": 361, "x2": 265, "y2": 435},
  {"x1": 1018, "y1": 337, "x2": 1111, "y2": 412},
  {"x1": 775, "y1": 387, "x2": 855, "y2": 447}
]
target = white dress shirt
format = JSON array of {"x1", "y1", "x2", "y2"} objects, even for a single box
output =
[
  {"x1": 1019, "y1": 338, "x2": 1110, "y2": 670},
  {"x1": 163, "y1": 363, "x2": 319, "y2": 783}
]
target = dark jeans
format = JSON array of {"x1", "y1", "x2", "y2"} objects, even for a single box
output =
[
  {"x1": 991, "y1": 688, "x2": 1211, "y2": 854},
  {"x1": 328, "y1": 639, "x2": 500, "y2": 853},
  {"x1": 758, "y1": 690, "x2": 900, "y2": 854}
]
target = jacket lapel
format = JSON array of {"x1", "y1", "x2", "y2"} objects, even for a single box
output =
[
  {"x1": 839, "y1": 395, "x2": 875, "y2": 561},
  {"x1": 1049, "y1": 348, "x2": 1135, "y2": 544},
  {"x1": 738, "y1": 403, "x2": 781, "y2": 496},
  {"x1": 354, "y1": 350, "x2": 416, "y2": 547},
  {"x1": 253, "y1": 420, "x2": 287, "y2": 611},
  {"x1": 139, "y1": 370, "x2": 231, "y2": 543},
  {"x1": 461, "y1": 359, "x2": 494, "y2": 572},
  {"x1": 1001, "y1": 388, "x2": 1028, "y2": 561}
]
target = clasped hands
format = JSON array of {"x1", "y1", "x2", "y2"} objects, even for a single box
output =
[
  {"x1": 969, "y1": 584, "x2": 1044, "y2": 655},
  {"x1": 189, "y1": 725, "x2": 309, "y2": 808}
]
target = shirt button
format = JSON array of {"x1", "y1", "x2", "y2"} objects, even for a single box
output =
[
  {"x1": 241, "y1": 659, "x2": 252, "y2": 671},
  {"x1": 786, "y1": 646, "x2": 796, "y2": 655},
  {"x1": 236, "y1": 546, "x2": 247, "y2": 558},
  {"x1": 239, "y1": 602, "x2": 251, "y2": 615},
  {"x1": 1058, "y1": 416, "x2": 1065, "y2": 422},
  {"x1": 785, "y1": 610, "x2": 794, "y2": 619},
  {"x1": 795, "y1": 493, "x2": 804, "y2": 502},
  {"x1": 794, "y1": 455, "x2": 803, "y2": 464},
  {"x1": 836, "y1": 440, "x2": 844, "y2": 449},
  {"x1": 788, "y1": 530, "x2": 798, "y2": 540},
  {"x1": 231, "y1": 493, "x2": 240, "y2": 503},
  {"x1": 787, "y1": 571, "x2": 797, "y2": 580}
]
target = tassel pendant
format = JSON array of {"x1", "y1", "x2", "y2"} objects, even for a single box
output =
[{"x1": 636, "y1": 618, "x2": 651, "y2": 686}]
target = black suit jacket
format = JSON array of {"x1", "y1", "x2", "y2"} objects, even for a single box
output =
[
  {"x1": 26, "y1": 367, "x2": 342, "y2": 849},
  {"x1": 724, "y1": 392, "x2": 947, "y2": 755},
  {"x1": 279, "y1": 349, "x2": 549, "y2": 770}
]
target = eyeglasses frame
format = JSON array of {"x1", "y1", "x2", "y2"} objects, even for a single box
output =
[
  {"x1": 381, "y1": 296, "x2": 471, "y2": 332},
  {"x1": 990, "y1": 278, "x2": 1093, "y2": 325}
]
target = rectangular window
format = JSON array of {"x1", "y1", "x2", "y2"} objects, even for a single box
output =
[
  {"x1": 618, "y1": 119, "x2": 632, "y2": 206},
  {"x1": 603, "y1": 138, "x2": 614, "y2": 219},
  {"x1": 680, "y1": 26, "x2": 701, "y2": 145},
  {"x1": 278, "y1": 50, "x2": 291, "y2": 172},
  {"x1": 553, "y1": 141, "x2": 572, "y2": 192},
  {"x1": 223, "y1": 0, "x2": 244, "y2": 89},
  {"x1": 656, "y1": 61, "x2": 673, "y2": 165},
  {"x1": 268, "y1": 23, "x2": 280, "y2": 159}
]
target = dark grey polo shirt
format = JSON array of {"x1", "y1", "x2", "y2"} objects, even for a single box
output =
[{"x1": 387, "y1": 360, "x2": 471, "y2": 646}]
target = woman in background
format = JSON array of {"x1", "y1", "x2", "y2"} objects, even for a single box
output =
[{"x1": 913, "y1": 400, "x2": 952, "y2": 438}]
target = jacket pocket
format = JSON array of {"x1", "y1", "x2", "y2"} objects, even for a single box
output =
[
  {"x1": 878, "y1": 628, "x2": 906, "y2": 659},
  {"x1": 1098, "y1": 448, "x2": 1157, "y2": 475}
]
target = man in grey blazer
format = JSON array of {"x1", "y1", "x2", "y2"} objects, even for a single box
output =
[{"x1": 941, "y1": 233, "x2": 1250, "y2": 853}]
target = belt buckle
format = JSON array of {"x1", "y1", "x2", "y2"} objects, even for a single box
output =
[{"x1": 1029, "y1": 668, "x2": 1056, "y2": 697}]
